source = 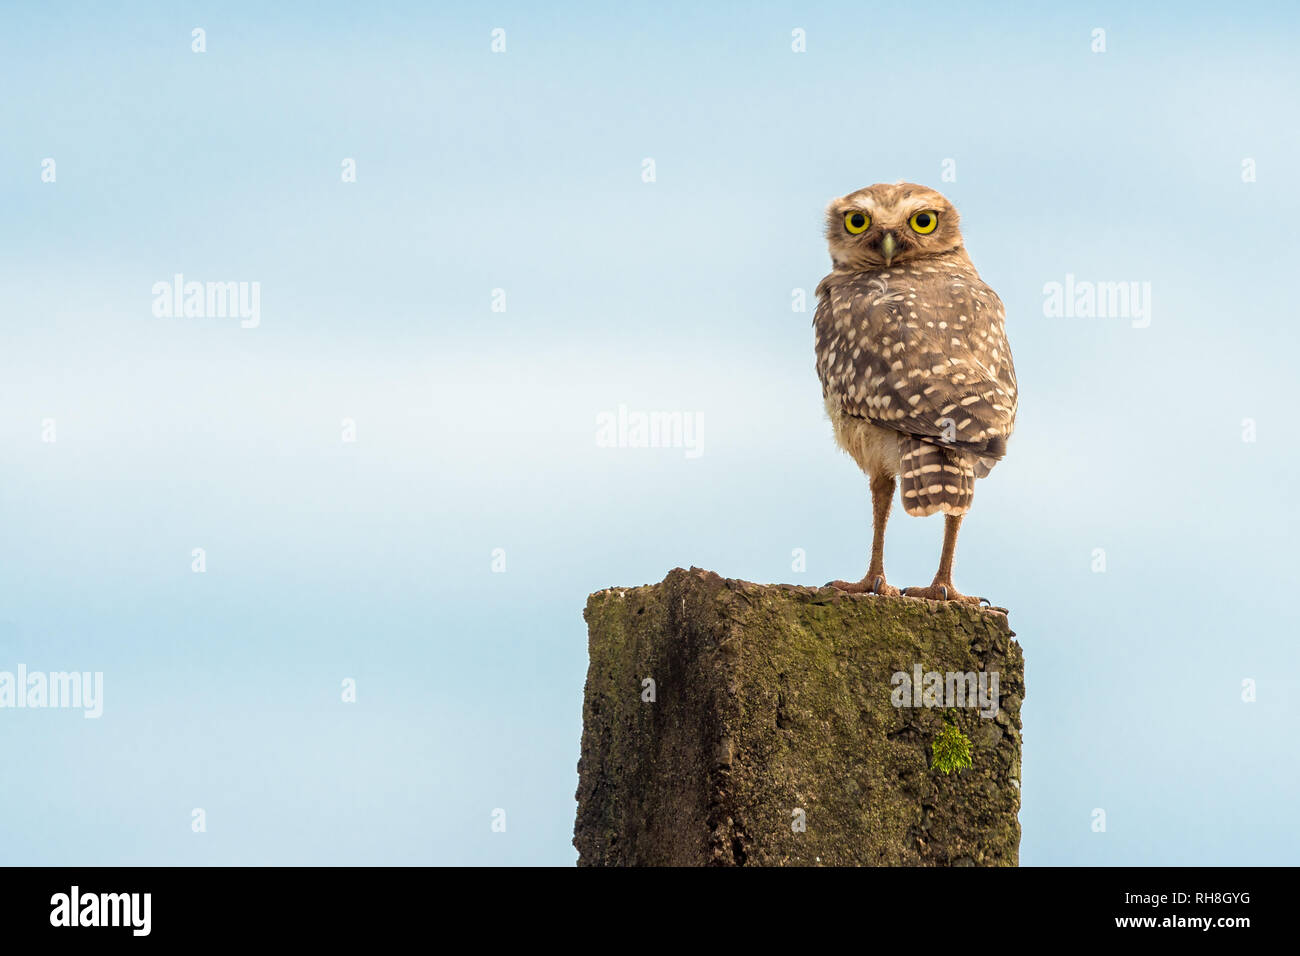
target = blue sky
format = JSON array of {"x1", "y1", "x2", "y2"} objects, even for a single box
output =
[{"x1": 1, "y1": 0, "x2": 1298, "y2": 865}]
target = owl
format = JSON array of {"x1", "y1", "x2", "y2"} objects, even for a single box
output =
[{"x1": 813, "y1": 182, "x2": 1017, "y2": 604}]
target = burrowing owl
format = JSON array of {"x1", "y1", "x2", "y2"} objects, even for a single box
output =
[{"x1": 813, "y1": 182, "x2": 1017, "y2": 604}]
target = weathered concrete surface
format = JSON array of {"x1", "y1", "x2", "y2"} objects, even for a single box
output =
[{"x1": 574, "y1": 567, "x2": 1024, "y2": 866}]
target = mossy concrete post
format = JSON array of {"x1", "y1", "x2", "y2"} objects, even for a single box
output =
[{"x1": 574, "y1": 567, "x2": 1024, "y2": 866}]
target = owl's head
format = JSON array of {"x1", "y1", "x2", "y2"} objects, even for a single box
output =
[{"x1": 824, "y1": 182, "x2": 963, "y2": 270}]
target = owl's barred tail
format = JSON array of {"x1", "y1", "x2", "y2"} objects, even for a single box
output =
[{"x1": 899, "y1": 437, "x2": 975, "y2": 517}]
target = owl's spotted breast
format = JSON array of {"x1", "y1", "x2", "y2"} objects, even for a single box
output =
[{"x1": 813, "y1": 253, "x2": 1017, "y2": 461}]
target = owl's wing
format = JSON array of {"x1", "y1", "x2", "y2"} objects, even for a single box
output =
[{"x1": 814, "y1": 270, "x2": 1017, "y2": 460}]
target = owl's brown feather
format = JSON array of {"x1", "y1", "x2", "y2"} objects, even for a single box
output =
[
  {"x1": 814, "y1": 251, "x2": 1017, "y2": 516},
  {"x1": 898, "y1": 437, "x2": 974, "y2": 517}
]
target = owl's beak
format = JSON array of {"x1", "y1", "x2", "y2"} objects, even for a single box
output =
[{"x1": 880, "y1": 232, "x2": 897, "y2": 267}]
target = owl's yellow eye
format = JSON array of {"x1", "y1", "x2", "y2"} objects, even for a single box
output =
[
  {"x1": 844, "y1": 211, "x2": 870, "y2": 234},
  {"x1": 909, "y1": 210, "x2": 939, "y2": 234}
]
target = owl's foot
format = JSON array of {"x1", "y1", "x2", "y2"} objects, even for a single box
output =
[
  {"x1": 901, "y1": 583, "x2": 981, "y2": 605},
  {"x1": 826, "y1": 574, "x2": 901, "y2": 597}
]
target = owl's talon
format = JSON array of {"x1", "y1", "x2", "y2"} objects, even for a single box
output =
[
  {"x1": 901, "y1": 583, "x2": 981, "y2": 605},
  {"x1": 828, "y1": 575, "x2": 899, "y2": 596},
  {"x1": 826, "y1": 579, "x2": 865, "y2": 593}
]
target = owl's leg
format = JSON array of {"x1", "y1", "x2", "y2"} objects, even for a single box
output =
[
  {"x1": 827, "y1": 473, "x2": 901, "y2": 596},
  {"x1": 903, "y1": 514, "x2": 981, "y2": 605}
]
